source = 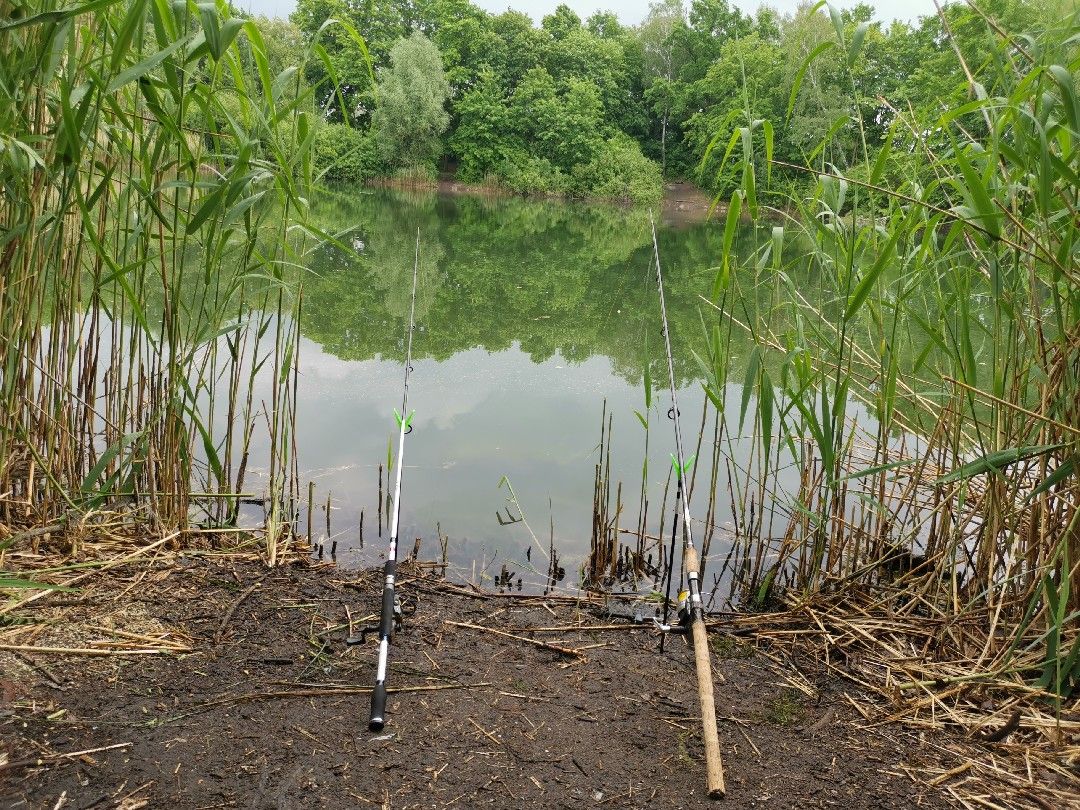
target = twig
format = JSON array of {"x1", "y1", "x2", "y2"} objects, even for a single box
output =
[
  {"x1": 0, "y1": 742, "x2": 133, "y2": 773},
  {"x1": 0, "y1": 644, "x2": 170, "y2": 656},
  {"x1": 444, "y1": 620, "x2": 586, "y2": 658},
  {"x1": 468, "y1": 717, "x2": 502, "y2": 746},
  {"x1": 215, "y1": 574, "x2": 267, "y2": 644},
  {"x1": 163, "y1": 682, "x2": 491, "y2": 724},
  {"x1": 502, "y1": 623, "x2": 653, "y2": 633}
]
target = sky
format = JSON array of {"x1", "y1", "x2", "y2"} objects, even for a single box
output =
[{"x1": 239, "y1": 0, "x2": 942, "y2": 26}]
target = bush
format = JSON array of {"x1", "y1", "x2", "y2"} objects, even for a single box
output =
[
  {"x1": 390, "y1": 163, "x2": 438, "y2": 188},
  {"x1": 313, "y1": 123, "x2": 378, "y2": 183},
  {"x1": 572, "y1": 135, "x2": 662, "y2": 203},
  {"x1": 495, "y1": 150, "x2": 570, "y2": 196}
]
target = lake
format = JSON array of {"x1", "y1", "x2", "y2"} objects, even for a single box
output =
[{"x1": 250, "y1": 186, "x2": 883, "y2": 601}]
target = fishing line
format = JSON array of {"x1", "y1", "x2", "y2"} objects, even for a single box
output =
[
  {"x1": 368, "y1": 227, "x2": 421, "y2": 732},
  {"x1": 646, "y1": 247, "x2": 683, "y2": 654}
]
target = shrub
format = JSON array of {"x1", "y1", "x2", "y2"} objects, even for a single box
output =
[
  {"x1": 313, "y1": 123, "x2": 377, "y2": 183},
  {"x1": 495, "y1": 150, "x2": 570, "y2": 196},
  {"x1": 390, "y1": 163, "x2": 438, "y2": 188},
  {"x1": 572, "y1": 135, "x2": 662, "y2": 203}
]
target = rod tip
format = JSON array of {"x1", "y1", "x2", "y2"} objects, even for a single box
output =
[{"x1": 368, "y1": 717, "x2": 384, "y2": 732}]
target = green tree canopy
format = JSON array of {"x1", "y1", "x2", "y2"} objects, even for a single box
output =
[
  {"x1": 283, "y1": 0, "x2": 1056, "y2": 201},
  {"x1": 542, "y1": 4, "x2": 583, "y2": 40},
  {"x1": 450, "y1": 69, "x2": 516, "y2": 180},
  {"x1": 372, "y1": 32, "x2": 451, "y2": 171}
]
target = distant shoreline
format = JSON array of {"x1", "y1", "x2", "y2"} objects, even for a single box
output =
[{"x1": 364, "y1": 175, "x2": 724, "y2": 224}]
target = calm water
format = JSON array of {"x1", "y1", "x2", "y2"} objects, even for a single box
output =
[{"x1": 272, "y1": 188, "x2": 809, "y2": 591}]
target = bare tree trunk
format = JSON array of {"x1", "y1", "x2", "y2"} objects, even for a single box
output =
[{"x1": 661, "y1": 110, "x2": 668, "y2": 176}]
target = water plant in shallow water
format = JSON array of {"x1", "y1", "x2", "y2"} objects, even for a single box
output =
[
  {"x1": 0, "y1": 0, "x2": 361, "y2": 563},
  {"x1": 692, "y1": 1, "x2": 1078, "y2": 699}
]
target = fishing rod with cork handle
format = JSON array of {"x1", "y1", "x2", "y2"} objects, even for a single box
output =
[
  {"x1": 369, "y1": 228, "x2": 421, "y2": 732},
  {"x1": 649, "y1": 211, "x2": 726, "y2": 799}
]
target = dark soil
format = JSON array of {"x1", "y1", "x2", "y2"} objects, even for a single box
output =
[{"x1": 1, "y1": 557, "x2": 954, "y2": 809}]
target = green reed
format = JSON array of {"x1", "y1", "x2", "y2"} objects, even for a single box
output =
[
  {"x1": 0, "y1": 1, "x2": 353, "y2": 563},
  {"x1": 694, "y1": 2, "x2": 1078, "y2": 696}
]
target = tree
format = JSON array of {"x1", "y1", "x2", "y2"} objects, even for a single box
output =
[
  {"x1": 753, "y1": 6, "x2": 780, "y2": 41},
  {"x1": 587, "y1": 11, "x2": 624, "y2": 39},
  {"x1": 251, "y1": 16, "x2": 306, "y2": 79},
  {"x1": 509, "y1": 68, "x2": 604, "y2": 173},
  {"x1": 489, "y1": 11, "x2": 546, "y2": 91},
  {"x1": 684, "y1": 34, "x2": 786, "y2": 190},
  {"x1": 372, "y1": 32, "x2": 451, "y2": 170},
  {"x1": 676, "y1": 0, "x2": 754, "y2": 84},
  {"x1": 547, "y1": 78, "x2": 605, "y2": 168},
  {"x1": 779, "y1": 3, "x2": 853, "y2": 164},
  {"x1": 545, "y1": 28, "x2": 629, "y2": 124},
  {"x1": 542, "y1": 4, "x2": 583, "y2": 41},
  {"x1": 647, "y1": 0, "x2": 761, "y2": 176},
  {"x1": 430, "y1": 0, "x2": 500, "y2": 95},
  {"x1": 449, "y1": 69, "x2": 516, "y2": 179},
  {"x1": 612, "y1": 29, "x2": 650, "y2": 143},
  {"x1": 639, "y1": 0, "x2": 686, "y2": 174},
  {"x1": 292, "y1": 0, "x2": 379, "y2": 123},
  {"x1": 898, "y1": 0, "x2": 1041, "y2": 121},
  {"x1": 510, "y1": 66, "x2": 560, "y2": 146}
]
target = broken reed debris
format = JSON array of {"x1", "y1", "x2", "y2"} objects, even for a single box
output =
[
  {"x1": 739, "y1": 592, "x2": 1079, "y2": 808},
  {"x1": 0, "y1": 0, "x2": 351, "y2": 564}
]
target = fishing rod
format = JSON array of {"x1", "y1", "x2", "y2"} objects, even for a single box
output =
[
  {"x1": 369, "y1": 228, "x2": 421, "y2": 732},
  {"x1": 649, "y1": 211, "x2": 726, "y2": 799}
]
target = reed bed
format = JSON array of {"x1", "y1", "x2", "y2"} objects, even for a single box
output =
[
  {"x1": 0, "y1": 0, "x2": 344, "y2": 564},
  {"x1": 586, "y1": 3, "x2": 1078, "y2": 796},
  {"x1": 722, "y1": 0, "x2": 1077, "y2": 698}
]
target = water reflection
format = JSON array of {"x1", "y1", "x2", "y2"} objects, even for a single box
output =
[
  {"x1": 303, "y1": 188, "x2": 747, "y2": 383},
  {"x1": 293, "y1": 189, "x2": 767, "y2": 591}
]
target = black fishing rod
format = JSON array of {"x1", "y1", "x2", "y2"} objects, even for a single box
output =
[
  {"x1": 649, "y1": 212, "x2": 726, "y2": 799},
  {"x1": 369, "y1": 229, "x2": 421, "y2": 732}
]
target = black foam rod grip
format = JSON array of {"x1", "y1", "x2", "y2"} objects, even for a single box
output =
[{"x1": 369, "y1": 683, "x2": 387, "y2": 731}]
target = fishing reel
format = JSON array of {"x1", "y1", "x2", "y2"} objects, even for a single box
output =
[
  {"x1": 345, "y1": 597, "x2": 406, "y2": 646},
  {"x1": 652, "y1": 590, "x2": 692, "y2": 636}
]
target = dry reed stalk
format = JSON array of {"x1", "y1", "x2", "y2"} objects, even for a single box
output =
[
  {"x1": 1, "y1": 0, "x2": 319, "y2": 564},
  {"x1": 443, "y1": 620, "x2": 587, "y2": 658},
  {"x1": 726, "y1": 590, "x2": 1078, "y2": 805}
]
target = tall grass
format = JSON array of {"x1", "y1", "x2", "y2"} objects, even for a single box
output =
[
  {"x1": 0, "y1": 0, "x2": 341, "y2": 562},
  {"x1": 688, "y1": 2, "x2": 1079, "y2": 698}
]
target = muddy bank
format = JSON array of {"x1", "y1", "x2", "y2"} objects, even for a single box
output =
[
  {"x1": 660, "y1": 182, "x2": 722, "y2": 226},
  {"x1": 367, "y1": 174, "x2": 722, "y2": 223},
  {"x1": 1, "y1": 555, "x2": 957, "y2": 809}
]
